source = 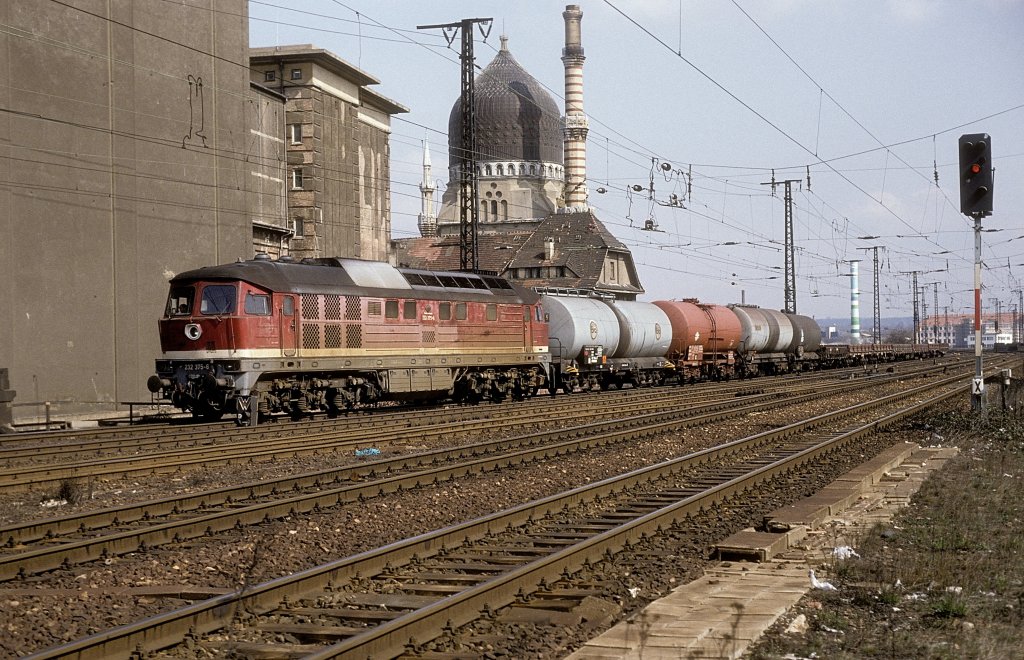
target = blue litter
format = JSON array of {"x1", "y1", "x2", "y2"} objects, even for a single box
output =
[{"x1": 355, "y1": 447, "x2": 381, "y2": 457}]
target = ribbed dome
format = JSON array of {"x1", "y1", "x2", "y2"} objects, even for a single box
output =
[{"x1": 448, "y1": 37, "x2": 563, "y2": 166}]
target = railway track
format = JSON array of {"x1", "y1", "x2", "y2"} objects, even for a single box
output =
[
  {"x1": 25, "y1": 366, "x2": 970, "y2": 659},
  {"x1": 0, "y1": 364, "x2": 960, "y2": 582},
  {"x1": 0, "y1": 361, "x2": 953, "y2": 490},
  {"x1": 1, "y1": 358, "x2": 953, "y2": 455}
]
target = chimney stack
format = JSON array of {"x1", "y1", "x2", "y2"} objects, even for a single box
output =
[
  {"x1": 562, "y1": 4, "x2": 589, "y2": 210},
  {"x1": 850, "y1": 261, "x2": 861, "y2": 343}
]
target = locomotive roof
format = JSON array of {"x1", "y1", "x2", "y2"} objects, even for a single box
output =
[{"x1": 170, "y1": 258, "x2": 540, "y2": 303}]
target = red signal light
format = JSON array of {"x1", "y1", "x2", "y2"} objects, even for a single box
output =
[{"x1": 970, "y1": 163, "x2": 982, "y2": 174}]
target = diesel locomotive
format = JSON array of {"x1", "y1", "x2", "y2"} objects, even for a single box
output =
[{"x1": 147, "y1": 256, "x2": 550, "y2": 424}]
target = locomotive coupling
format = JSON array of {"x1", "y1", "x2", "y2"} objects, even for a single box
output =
[{"x1": 147, "y1": 375, "x2": 171, "y2": 393}]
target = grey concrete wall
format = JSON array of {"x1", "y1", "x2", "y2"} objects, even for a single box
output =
[{"x1": 0, "y1": 0, "x2": 252, "y2": 416}]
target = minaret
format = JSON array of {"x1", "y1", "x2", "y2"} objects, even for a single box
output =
[
  {"x1": 417, "y1": 139, "x2": 437, "y2": 237},
  {"x1": 562, "y1": 4, "x2": 589, "y2": 210}
]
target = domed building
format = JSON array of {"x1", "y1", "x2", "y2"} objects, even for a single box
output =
[
  {"x1": 395, "y1": 7, "x2": 643, "y2": 300},
  {"x1": 435, "y1": 36, "x2": 565, "y2": 235}
]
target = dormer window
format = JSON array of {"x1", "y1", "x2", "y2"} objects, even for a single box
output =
[
  {"x1": 264, "y1": 70, "x2": 275, "y2": 82},
  {"x1": 290, "y1": 68, "x2": 302, "y2": 80}
]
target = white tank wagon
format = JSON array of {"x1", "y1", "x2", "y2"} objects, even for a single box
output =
[
  {"x1": 729, "y1": 305, "x2": 823, "y2": 375},
  {"x1": 542, "y1": 295, "x2": 677, "y2": 392},
  {"x1": 608, "y1": 300, "x2": 672, "y2": 358}
]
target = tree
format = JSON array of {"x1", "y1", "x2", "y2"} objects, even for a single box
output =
[{"x1": 883, "y1": 325, "x2": 912, "y2": 343}]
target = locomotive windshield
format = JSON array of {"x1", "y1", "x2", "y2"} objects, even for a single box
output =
[
  {"x1": 200, "y1": 284, "x2": 237, "y2": 315},
  {"x1": 166, "y1": 286, "x2": 194, "y2": 317}
]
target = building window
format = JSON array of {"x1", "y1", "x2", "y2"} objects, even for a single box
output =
[
  {"x1": 500, "y1": 200, "x2": 508, "y2": 221},
  {"x1": 496, "y1": 164, "x2": 504, "y2": 176},
  {"x1": 291, "y1": 168, "x2": 303, "y2": 190},
  {"x1": 264, "y1": 70, "x2": 275, "y2": 82},
  {"x1": 289, "y1": 123, "x2": 302, "y2": 145},
  {"x1": 293, "y1": 217, "x2": 304, "y2": 237},
  {"x1": 290, "y1": 68, "x2": 302, "y2": 80}
]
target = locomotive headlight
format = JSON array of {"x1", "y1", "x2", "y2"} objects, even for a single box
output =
[{"x1": 184, "y1": 323, "x2": 202, "y2": 341}]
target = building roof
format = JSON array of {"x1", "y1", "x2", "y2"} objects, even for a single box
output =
[
  {"x1": 508, "y1": 211, "x2": 643, "y2": 295},
  {"x1": 393, "y1": 211, "x2": 643, "y2": 297},
  {"x1": 448, "y1": 37, "x2": 563, "y2": 165},
  {"x1": 250, "y1": 44, "x2": 379, "y2": 86},
  {"x1": 394, "y1": 232, "x2": 530, "y2": 274},
  {"x1": 361, "y1": 86, "x2": 410, "y2": 115}
]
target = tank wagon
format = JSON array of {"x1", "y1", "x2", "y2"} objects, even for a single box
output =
[
  {"x1": 730, "y1": 305, "x2": 823, "y2": 376},
  {"x1": 147, "y1": 257, "x2": 550, "y2": 424},
  {"x1": 543, "y1": 295, "x2": 673, "y2": 392}
]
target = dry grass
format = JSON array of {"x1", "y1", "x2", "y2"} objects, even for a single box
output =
[{"x1": 750, "y1": 403, "x2": 1024, "y2": 659}]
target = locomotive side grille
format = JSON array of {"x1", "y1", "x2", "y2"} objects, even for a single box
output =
[
  {"x1": 345, "y1": 295, "x2": 361, "y2": 320},
  {"x1": 324, "y1": 324, "x2": 342, "y2": 349},
  {"x1": 324, "y1": 295, "x2": 342, "y2": 320},
  {"x1": 423, "y1": 331, "x2": 436, "y2": 343},
  {"x1": 302, "y1": 324, "x2": 320, "y2": 349},
  {"x1": 367, "y1": 301, "x2": 382, "y2": 316},
  {"x1": 301, "y1": 294, "x2": 320, "y2": 320},
  {"x1": 346, "y1": 325, "x2": 362, "y2": 348}
]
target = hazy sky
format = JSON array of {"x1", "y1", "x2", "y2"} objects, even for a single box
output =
[{"x1": 250, "y1": 1, "x2": 1024, "y2": 321}]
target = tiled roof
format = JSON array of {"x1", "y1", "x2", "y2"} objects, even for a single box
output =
[
  {"x1": 393, "y1": 233, "x2": 530, "y2": 275},
  {"x1": 392, "y1": 210, "x2": 643, "y2": 297}
]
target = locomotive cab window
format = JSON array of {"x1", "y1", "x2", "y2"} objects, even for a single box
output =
[
  {"x1": 385, "y1": 300, "x2": 399, "y2": 319},
  {"x1": 282, "y1": 296, "x2": 294, "y2": 316},
  {"x1": 439, "y1": 302, "x2": 452, "y2": 321},
  {"x1": 244, "y1": 292, "x2": 271, "y2": 316},
  {"x1": 403, "y1": 300, "x2": 417, "y2": 320},
  {"x1": 486, "y1": 304, "x2": 497, "y2": 321},
  {"x1": 455, "y1": 302, "x2": 467, "y2": 320},
  {"x1": 200, "y1": 285, "x2": 236, "y2": 315},
  {"x1": 167, "y1": 286, "x2": 194, "y2": 316}
]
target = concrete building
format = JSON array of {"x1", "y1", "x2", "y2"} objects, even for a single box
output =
[
  {"x1": 0, "y1": 0, "x2": 254, "y2": 414},
  {"x1": 249, "y1": 45, "x2": 408, "y2": 262},
  {"x1": 247, "y1": 82, "x2": 290, "y2": 258}
]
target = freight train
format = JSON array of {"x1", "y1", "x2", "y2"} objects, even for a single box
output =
[{"x1": 147, "y1": 256, "x2": 946, "y2": 424}]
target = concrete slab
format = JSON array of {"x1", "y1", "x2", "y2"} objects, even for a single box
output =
[{"x1": 566, "y1": 443, "x2": 959, "y2": 660}]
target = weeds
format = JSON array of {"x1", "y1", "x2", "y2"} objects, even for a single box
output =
[
  {"x1": 55, "y1": 479, "x2": 82, "y2": 505},
  {"x1": 930, "y1": 594, "x2": 968, "y2": 619},
  {"x1": 748, "y1": 400, "x2": 1024, "y2": 658}
]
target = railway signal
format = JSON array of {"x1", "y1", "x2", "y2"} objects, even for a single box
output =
[{"x1": 958, "y1": 133, "x2": 993, "y2": 217}]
